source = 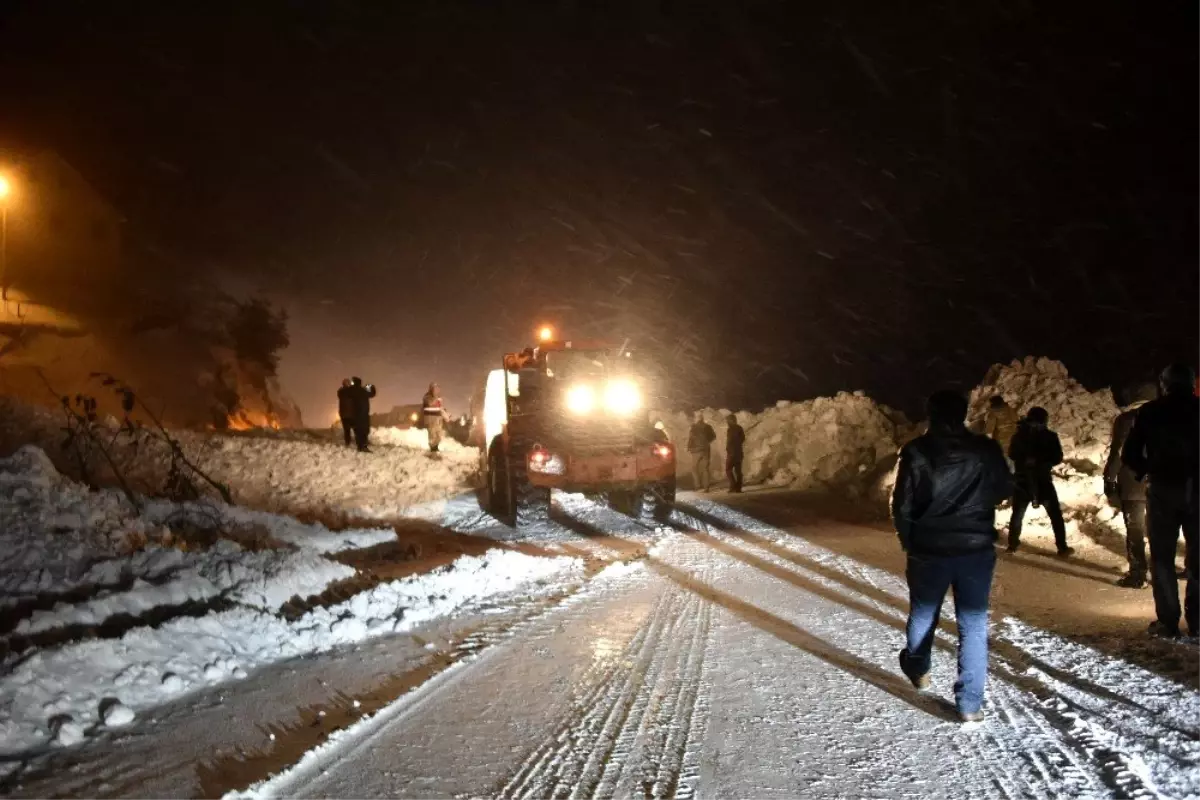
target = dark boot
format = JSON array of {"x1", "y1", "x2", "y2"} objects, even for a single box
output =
[{"x1": 1116, "y1": 572, "x2": 1148, "y2": 589}]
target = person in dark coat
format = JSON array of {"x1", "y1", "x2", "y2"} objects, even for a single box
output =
[
  {"x1": 336, "y1": 378, "x2": 355, "y2": 446},
  {"x1": 984, "y1": 395, "x2": 1020, "y2": 455},
  {"x1": 1121, "y1": 363, "x2": 1199, "y2": 639},
  {"x1": 1007, "y1": 407, "x2": 1073, "y2": 556},
  {"x1": 686, "y1": 412, "x2": 717, "y2": 491},
  {"x1": 1104, "y1": 382, "x2": 1157, "y2": 588},
  {"x1": 348, "y1": 376, "x2": 376, "y2": 452},
  {"x1": 893, "y1": 389, "x2": 1011, "y2": 723},
  {"x1": 725, "y1": 413, "x2": 745, "y2": 493}
]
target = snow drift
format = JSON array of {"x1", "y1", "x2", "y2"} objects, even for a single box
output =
[
  {"x1": 660, "y1": 392, "x2": 913, "y2": 498},
  {"x1": 0, "y1": 446, "x2": 580, "y2": 755},
  {"x1": 0, "y1": 398, "x2": 480, "y2": 523}
]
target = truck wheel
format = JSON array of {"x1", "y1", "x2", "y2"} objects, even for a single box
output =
[
  {"x1": 644, "y1": 477, "x2": 676, "y2": 523},
  {"x1": 508, "y1": 439, "x2": 550, "y2": 527},
  {"x1": 486, "y1": 442, "x2": 513, "y2": 525}
]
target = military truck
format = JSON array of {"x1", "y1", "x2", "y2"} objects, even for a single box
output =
[{"x1": 480, "y1": 334, "x2": 676, "y2": 527}]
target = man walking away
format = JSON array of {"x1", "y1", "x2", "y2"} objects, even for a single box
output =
[
  {"x1": 725, "y1": 413, "x2": 745, "y2": 493},
  {"x1": 893, "y1": 390, "x2": 1011, "y2": 723},
  {"x1": 349, "y1": 377, "x2": 376, "y2": 452},
  {"x1": 1104, "y1": 382, "x2": 1158, "y2": 588},
  {"x1": 337, "y1": 378, "x2": 355, "y2": 447},
  {"x1": 687, "y1": 412, "x2": 716, "y2": 492},
  {"x1": 1007, "y1": 407, "x2": 1073, "y2": 556},
  {"x1": 984, "y1": 395, "x2": 1020, "y2": 456},
  {"x1": 423, "y1": 382, "x2": 449, "y2": 453},
  {"x1": 1122, "y1": 363, "x2": 1199, "y2": 639}
]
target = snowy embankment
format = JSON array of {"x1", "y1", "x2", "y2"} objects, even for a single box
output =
[
  {"x1": 0, "y1": 446, "x2": 579, "y2": 756},
  {"x1": 665, "y1": 357, "x2": 1126, "y2": 557},
  {"x1": 659, "y1": 392, "x2": 914, "y2": 499},
  {"x1": 0, "y1": 398, "x2": 480, "y2": 522}
]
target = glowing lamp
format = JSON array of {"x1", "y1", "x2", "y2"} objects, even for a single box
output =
[
  {"x1": 538, "y1": 325, "x2": 554, "y2": 342},
  {"x1": 603, "y1": 379, "x2": 642, "y2": 414},
  {"x1": 565, "y1": 384, "x2": 595, "y2": 414}
]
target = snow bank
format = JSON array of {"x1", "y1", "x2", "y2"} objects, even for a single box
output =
[
  {"x1": 369, "y1": 425, "x2": 465, "y2": 452},
  {"x1": 0, "y1": 400, "x2": 480, "y2": 522},
  {"x1": 0, "y1": 548, "x2": 580, "y2": 755},
  {"x1": 968, "y1": 356, "x2": 1119, "y2": 471},
  {"x1": 660, "y1": 392, "x2": 912, "y2": 496},
  {"x1": 0, "y1": 446, "x2": 392, "y2": 602}
]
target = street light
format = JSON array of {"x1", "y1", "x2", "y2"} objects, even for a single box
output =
[{"x1": 0, "y1": 174, "x2": 9, "y2": 300}]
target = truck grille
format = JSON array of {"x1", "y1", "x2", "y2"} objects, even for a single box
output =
[{"x1": 551, "y1": 416, "x2": 637, "y2": 456}]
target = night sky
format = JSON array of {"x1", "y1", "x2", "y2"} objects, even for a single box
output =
[{"x1": 2, "y1": 0, "x2": 1196, "y2": 422}]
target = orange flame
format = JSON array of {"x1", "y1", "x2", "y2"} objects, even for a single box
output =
[{"x1": 226, "y1": 409, "x2": 282, "y2": 431}]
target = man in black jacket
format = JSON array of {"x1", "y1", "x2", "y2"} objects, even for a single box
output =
[
  {"x1": 893, "y1": 389, "x2": 1011, "y2": 723},
  {"x1": 724, "y1": 414, "x2": 746, "y2": 493},
  {"x1": 336, "y1": 378, "x2": 355, "y2": 446},
  {"x1": 1006, "y1": 407, "x2": 1073, "y2": 556},
  {"x1": 348, "y1": 376, "x2": 377, "y2": 452},
  {"x1": 1122, "y1": 363, "x2": 1199, "y2": 639}
]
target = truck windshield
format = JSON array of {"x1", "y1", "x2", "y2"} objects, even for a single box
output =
[{"x1": 545, "y1": 350, "x2": 614, "y2": 381}]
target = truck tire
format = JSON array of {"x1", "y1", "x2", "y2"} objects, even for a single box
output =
[
  {"x1": 507, "y1": 438, "x2": 550, "y2": 527},
  {"x1": 644, "y1": 477, "x2": 676, "y2": 523},
  {"x1": 485, "y1": 440, "x2": 513, "y2": 525}
]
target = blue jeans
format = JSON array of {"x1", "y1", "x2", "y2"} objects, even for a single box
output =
[{"x1": 902, "y1": 549, "x2": 996, "y2": 714}]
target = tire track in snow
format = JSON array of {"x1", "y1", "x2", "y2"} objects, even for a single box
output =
[
  {"x1": 496, "y1": 587, "x2": 675, "y2": 798},
  {"x1": 673, "y1": 512, "x2": 1165, "y2": 798},
  {"x1": 498, "y1": 574, "x2": 713, "y2": 800}
]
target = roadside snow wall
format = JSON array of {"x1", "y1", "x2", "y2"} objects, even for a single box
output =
[
  {"x1": 660, "y1": 391, "x2": 914, "y2": 498},
  {"x1": 0, "y1": 399, "x2": 479, "y2": 524}
]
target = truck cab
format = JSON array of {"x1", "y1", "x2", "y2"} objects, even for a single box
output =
[{"x1": 481, "y1": 337, "x2": 676, "y2": 527}]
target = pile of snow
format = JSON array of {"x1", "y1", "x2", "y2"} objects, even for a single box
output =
[
  {"x1": 369, "y1": 425, "x2": 466, "y2": 452},
  {"x1": 968, "y1": 357, "x2": 1119, "y2": 471},
  {"x1": 660, "y1": 392, "x2": 912, "y2": 495},
  {"x1": 0, "y1": 548, "x2": 579, "y2": 755},
  {"x1": 0, "y1": 400, "x2": 480, "y2": 522},
  {"x1": 0, "y1": 446, "x2": 394, "y2": 602}
]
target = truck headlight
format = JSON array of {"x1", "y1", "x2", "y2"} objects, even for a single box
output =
[
  {"x1": 565, "y1": 384, "x2": 595, "y2": 414},
  {"x1": 604, "y1": 379, "x2": 641, "y2": 414}
]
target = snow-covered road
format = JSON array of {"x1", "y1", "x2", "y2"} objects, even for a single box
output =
[{"x1": 233, "y1": 494, "x2": 1198, "y2": 800}]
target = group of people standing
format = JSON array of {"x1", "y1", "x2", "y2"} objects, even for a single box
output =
[
  {"x1": 685, "y1": 412, "x2": 745, "y2": 493},
  {"x1": 336, "y1": 379, "x2": 450, "y2": 454},
  {"x1": 895, "y1": 363, "x2": 1198, "y2": 724}
]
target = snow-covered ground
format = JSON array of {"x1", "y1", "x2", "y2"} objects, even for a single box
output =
[
  {"x1": 0, "y1": 446, "x2": 579, "y2": 759},
  {"x1": 220, "y1": 493, "x2": 1197, "y2": 800}
]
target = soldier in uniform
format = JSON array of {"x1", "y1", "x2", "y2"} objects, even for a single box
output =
[{"x1": 423, "y1": 382, "x2": 449, "y2": 453}]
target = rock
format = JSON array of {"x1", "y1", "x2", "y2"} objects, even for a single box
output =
[
  {"x1": 51, "y1": 718, "x2": 85, "y2": 747},
  {"x1": 101, "y1": 700, "x2": 136, "y2": 728}
]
